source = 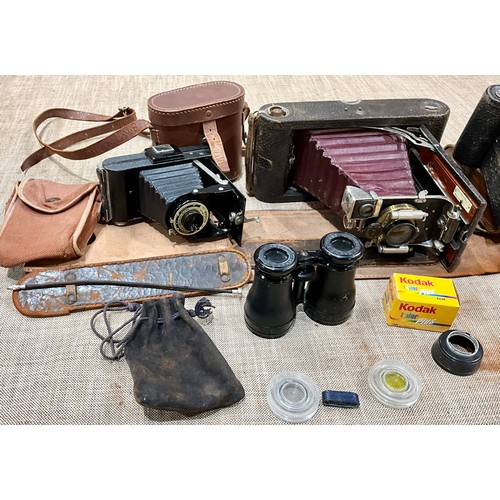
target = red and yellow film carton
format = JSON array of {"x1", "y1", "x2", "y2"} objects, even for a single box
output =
[{"x1": 383, "y1": 273, "x2": 460, "y2": 332}]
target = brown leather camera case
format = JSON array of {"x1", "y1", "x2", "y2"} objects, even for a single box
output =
[{"x1": 147, "y1": 81, "x2": 247, "y2": 181}]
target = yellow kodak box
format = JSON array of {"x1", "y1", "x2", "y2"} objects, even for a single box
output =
[{"x1": 382, "y1": 273, "x2": 459, "y2": 332}]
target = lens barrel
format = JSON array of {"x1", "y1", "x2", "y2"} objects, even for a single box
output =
[
  {"x1": 303, "y1": 232, "x2": 363, "y2": 325},
  {"x1": 244, "y1": 243, "x2": 298, "y2": 338}
]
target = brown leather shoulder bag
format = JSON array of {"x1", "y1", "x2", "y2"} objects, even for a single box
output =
[{"x1": 20, "y1": 80, "x2": 248, "y2": 181}]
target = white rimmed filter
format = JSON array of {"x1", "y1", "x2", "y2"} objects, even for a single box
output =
[
  {"x1": 267, "y1": 371, "x2": 321, "y2": 423},
  {"x1": 367, "y1": 360, "x2": 422, "y2": 409}
]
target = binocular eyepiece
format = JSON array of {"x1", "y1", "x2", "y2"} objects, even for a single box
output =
[{"x1": 244, "y1": 232, "x2": 364, "y2": 339}]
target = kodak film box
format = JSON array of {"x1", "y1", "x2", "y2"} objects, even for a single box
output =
[{"x1": 382, "y1": 273, "x2": 459, "y2": 332}]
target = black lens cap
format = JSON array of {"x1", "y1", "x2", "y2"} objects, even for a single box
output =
[
  {"x1": 320, "y1": 232, "x2": 364, "y2": 266},
  {"x1": 431, "y1": 329, "x2": 483, "y2": 376},
  {"x1": 254, "y1": 243, "x2": 298, "y2": 278}
]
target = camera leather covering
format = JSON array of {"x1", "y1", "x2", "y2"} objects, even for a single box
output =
[
  {"x1": 453, "y1": 85, "x2": 500, "y2": 230},
  {"x1": 453, "y1": 85, "x2": 500, "y2": 168}
]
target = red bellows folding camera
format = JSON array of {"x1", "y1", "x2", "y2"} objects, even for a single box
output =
[{"x1": 245, "y1": 99, "x2": 486, "y2": 270}]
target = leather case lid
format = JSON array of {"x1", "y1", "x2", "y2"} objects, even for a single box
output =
[{"x1": 148, "y1": 81, "x2": 245, "y2": 127}]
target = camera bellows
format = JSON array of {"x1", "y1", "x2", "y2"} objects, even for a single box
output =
[
  {"x1": 294, "y1": 130, "x2": 417, "y2": 214},
  {"x1": 138, "y1": 161, "x2": 204, "y2": 226}
]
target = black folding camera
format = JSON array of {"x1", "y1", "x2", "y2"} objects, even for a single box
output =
[
  {"x1": 97, "y1": 144, "x2": 246, "y2": 245},
  {"x1": 245, "y1": 99, "x2": 486, "y2": 270}
]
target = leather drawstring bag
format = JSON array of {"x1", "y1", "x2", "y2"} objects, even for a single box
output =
[
  {"x1": 92, "y1": 293, "x2": 245, "y2": 414},
  {"x1": 0, "y1": 179, "x2": 101, "y2": 268}
]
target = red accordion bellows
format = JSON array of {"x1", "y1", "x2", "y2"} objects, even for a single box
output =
[{"x1": 293, "y1": 130, "x2": 417, "y2": 213}]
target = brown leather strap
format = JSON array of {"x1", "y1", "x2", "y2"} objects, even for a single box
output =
[
  {"x1": 202, "y1": 120, "x2": 230, "y2": 173},
  {"x1": 21, "y1": 107, "x2": 152, "y2": 172},
  {"x1": 13, "y1": 250, "x2": 252, "y2": 317},
  {"x1": 242, "y1": 102, "x2": 250, "y2": 145}
]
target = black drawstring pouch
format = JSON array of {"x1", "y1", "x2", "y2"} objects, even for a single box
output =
[{"x1": 92, "y1": 293, "x2": 245, "y2": 414}]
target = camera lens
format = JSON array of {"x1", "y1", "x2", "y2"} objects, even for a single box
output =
[
  {"x1": 377, "y1": 204, "x2": 420, "y2": 248},
  {"x1": 170, "y1": 200, "x2": 210, "y2": 236},
  {"x1": 181, "y1": 210, "x2": 205, "y2": 233},
  {"x1": 385, "y1": 222, "x2": 418, "y2": 247}
]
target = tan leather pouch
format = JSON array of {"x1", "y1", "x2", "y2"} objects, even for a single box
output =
[
  {"x1": 148, "y1": 81, "x2": 248, "y2": 181},
  {"x1": 0, "y1": 179, "x2": 101, "y2": 268}
]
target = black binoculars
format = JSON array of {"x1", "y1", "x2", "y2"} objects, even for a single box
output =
[{"x1": 244, "y1": 232, "x2": 364, "y2": 339}]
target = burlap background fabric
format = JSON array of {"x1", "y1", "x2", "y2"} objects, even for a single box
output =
[{"x1": 0, "y1": 75, "x2": 499, "y2": 425}]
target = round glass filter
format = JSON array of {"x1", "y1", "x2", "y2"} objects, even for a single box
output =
[
  {"x1": 367, "y1": 360, "x2": 422, "y2": 409},
  {"x1": 267, "y1": 371, "x2": 321, "y2": 423}
]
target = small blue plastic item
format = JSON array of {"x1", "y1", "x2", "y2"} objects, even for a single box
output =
[{"x1": 321, "y1": 390, "x2": 360, "y2": 408}]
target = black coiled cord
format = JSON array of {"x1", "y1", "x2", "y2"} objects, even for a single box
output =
[
  {"x1": 90, "y1": 302, "x2": 147, "y2": 360},
  {"x1": 90, "y1": 298, "x2": 214, "y2": 360}
]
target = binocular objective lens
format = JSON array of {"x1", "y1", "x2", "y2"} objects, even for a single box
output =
[
  {"x1": 254, "y1": 243, "x2": 298, "y2": 278},
  {"x1": 264, "y1": 247, "x2": 292, "y2": 265},
  {"x1": 332, "y1": 238, "x2": 355, "y2": 252},
  {"x1": 320, "y1": 232, "x2": 364, "y2": 265}
]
